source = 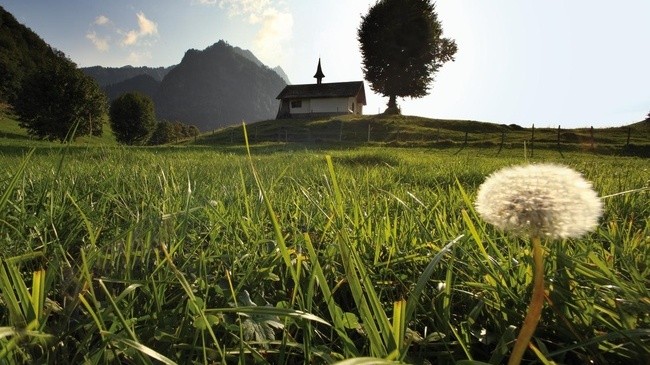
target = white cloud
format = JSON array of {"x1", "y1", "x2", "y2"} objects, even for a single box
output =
[
  {"x1": 86, "y1": 31, "x2": 110, "y2": 52},
  {"x1": 120, "y1": 12, "x2": 158, "y2": 46},
  {"x1": 218, "y1": 0, "x2": 271, "y2": 17},
  {"x1": 136, "y1": 12, "x2": 158, "y2": 36},
  {"x1": 87, "y1": 12, "x2": 159, "y2": 64},
  {"x1": 94, "y1": 15, "x2": 111, "y2": 26},
  {"x1": 253, "y1": 8, "x2": 293, "y2": 65},
  {"x1": 121, "y1": 30, "x2": 139, "y2": 46},
  {"x1": 216, "y1": 0, "x2": 293, "y2": 66}
]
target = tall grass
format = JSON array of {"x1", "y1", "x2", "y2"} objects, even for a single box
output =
[{"x1": 0, "y1": 144, "x2": 648, "y2": 364}]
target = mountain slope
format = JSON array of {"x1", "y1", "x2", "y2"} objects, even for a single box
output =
[
  {"x1": 273, "y1": 66, "x2": 291, "y2": 84},
  {"x1": 103, "y1": 74, "x2": 160, "y2": 101},
  {"x1": 155, "y1": 40, "x2": 287, "y2": 130},
  {"x1": 0, "y1": 5, "x2": 71, "y2": 102}
]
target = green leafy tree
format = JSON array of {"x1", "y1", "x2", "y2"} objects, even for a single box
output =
[
  {"x1": 148, "y1": 120, "x2": 177, "y2": 145},
  {"x1": 188, "y1": 125, "x2": 200, "y2": 139},
  {"x1": 109, "y1": 92, "x2": 156, "y2": 145},
  {"x1": 14, "y1": 60, "x2": 107, "y2": 142},
  {"x1": 358, "y1": 0, "x2": 457, "y2": 113},
  {"x1": 148, "y1": 121, "x2": 201, "y2": 145}
]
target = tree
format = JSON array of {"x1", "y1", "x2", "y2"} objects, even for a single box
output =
[
  {"x1": 14, "y1": 59, "x2": 107, "y2": 142},
  {"x1": 148, "y1": 120, "x2": 176, "y2": 145},
  {"x1": 148, "y1": 120, "x2": 201, "y2": 145},
  {"x1": 358, "y1": 0, "x2": 457, "y2": 113},
  {"x1": 109, "y1": 92, "x2": 156, "y2": 145}
]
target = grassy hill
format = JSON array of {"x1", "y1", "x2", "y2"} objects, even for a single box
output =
[
  {"x1": 0, "y1": 103, "x2": 118, "y2": 150},
  {"x1": 194, "y1": 113, "x2": 650, "y2": 156},
  {"x1": 3, "y1": 102, "x2": 648, "y2": 157}
]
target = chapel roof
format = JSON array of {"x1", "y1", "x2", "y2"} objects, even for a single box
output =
[{"x1": 276, "y1": 81, "x2": 366, "y2": 104}]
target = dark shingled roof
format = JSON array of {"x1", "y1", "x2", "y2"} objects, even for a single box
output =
[{"x1": 276, "y1": 81, "x2": 366, "y2": 105}]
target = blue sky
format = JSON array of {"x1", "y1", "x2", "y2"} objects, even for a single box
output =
[{"x1": 2, "y1": 0, "x2": 649, "y2": 128}]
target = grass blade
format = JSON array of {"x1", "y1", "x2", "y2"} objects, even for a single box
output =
[
  {"x1": 404, "y1": 235, "x2": 462, "y2": 324},
  {"x1": 0, "y1": 148, "x2": 34, "y2": 213},
  {"x1": 116, "y1": 338, "x2": 178, "y2": 365}
]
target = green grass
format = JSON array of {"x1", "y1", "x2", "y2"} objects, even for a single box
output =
[
  {"x1": 0, "y1": 138, "x2": 648, "y2": 364},
  {"x1": 1, "y1": 106, "x2": 649, "y2": 363},
  {"x1": 0, "y1": 104, "x2": 118, "y2": 150},
  {"x1": 196, "y1": 114, "x2": 649, "y2": 157}
]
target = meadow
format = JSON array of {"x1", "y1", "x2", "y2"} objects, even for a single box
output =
[
  {"x1": 0, "y1": 112, "x2": 649, "y2": 364},
  {"x1": 0, "y1": 141, "x2": 648, "y2": 364}
]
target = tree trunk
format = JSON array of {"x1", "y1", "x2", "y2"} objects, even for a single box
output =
[{"x1": 384, "y1": 95, "x2": 401, "y2": 115}]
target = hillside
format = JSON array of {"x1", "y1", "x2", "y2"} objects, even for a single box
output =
[
  {"x1": 154, "y1": 40, "x2": 287, "y2": 130},
  {"x1": 273, "y1": 66, "x2": 291, "y2": 84},
  {"x1": 0, "y1": 103, "x2": 117, "y2": 147},
  {"x1": 103, "y1": 74, "x2": 160, "y2": 101},
  {"x1": 195, "y1": 114, "x2": 650, "y2": 156},
  {"x1": 2, "y1": 95, "x2": 648, "y2": 157},
  {"x1": 0, "y1": 6, "x2": 73, "y2": 102},
  {"x1": 230, "y1": 45, "x2": 290, "y2": 84}
]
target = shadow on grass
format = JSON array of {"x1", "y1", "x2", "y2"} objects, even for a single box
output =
[{"x1": 0, "y1": 131, "x2": 33, "y2": 141}]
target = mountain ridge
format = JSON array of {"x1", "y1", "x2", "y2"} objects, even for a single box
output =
[
  {"x1": 82, "y1": 40, "x2": 287, "y2": 131},
  {"x1": 153, "y1": 40, "x2": 287, "y2": 130},
  {"x1": 81, "y1": 65, "x2": 173, "y2": 87}
]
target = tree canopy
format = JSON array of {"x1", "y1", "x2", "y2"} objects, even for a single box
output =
[
  {"x1": 14, "y1": 60, "x2": 107, "y2": 142},
  {"x1": 358, "y1": 0, "x2": 457, "y2": 113},
  {"x1": 148, "y1": 120, "x2": 199, "y2": 145},
  {"x1": 109, "y1": 92, "x2": 157, "y2": 145}
]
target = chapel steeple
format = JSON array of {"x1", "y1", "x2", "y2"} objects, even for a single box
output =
[{"x1": 313, "y1": 58, "x2": 325, "y2": 84}]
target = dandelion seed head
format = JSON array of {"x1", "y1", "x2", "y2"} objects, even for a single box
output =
[{"x1": 475, "y1": 164, "x2": 603, "y2": 239}]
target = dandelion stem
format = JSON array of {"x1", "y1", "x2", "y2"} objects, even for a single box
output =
[{"x1": 508, "y1": 236, "x2": 545, "y2": 365}]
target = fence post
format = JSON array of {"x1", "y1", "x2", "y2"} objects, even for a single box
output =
[
  {"x1": 557, "y1": 124, "x2": 564, "y2": 157},
  {"x1": 497, "y1": 130, "x2": 505, "y2": 154},
  {"x1": 530, "y1": 124, "x2": 535, "y2": 158},
  {"x1": 339, "y1": 120, "x2": 343, "y2": 142},
  {"x1": 590, "y1": 126, "x2": 595, "y2": 149},
  {"x1": 367, "y1": 122, "x2": 371, "y2": 143},
  {"x1": 626, "y1": 127, "x2": 631, "y2": 147},
  {"x1": 464, "y1": 131, "x2": 468, "y2": 144}
]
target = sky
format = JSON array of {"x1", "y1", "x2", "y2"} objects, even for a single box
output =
[{"x1": 2, "y1": 0, "x2": 649, "y2": 128}]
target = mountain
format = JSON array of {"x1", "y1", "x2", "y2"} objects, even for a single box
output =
[
  {"x1": 230, "y1": 45, "x2": 290, "y2": 84},
  {"x1": 103, "y1": 74, "x2": 160, "y2": 101},
  {"x1": 231, "y1": 46, "x2": 264, "y2": 67},
  {"x1": 273, "y1": 66, "x2": 291, "y2": 84},
  {"x1": 154, "y1": 40, "x2": 287, "y2": 130},
  {"x1": 81, "y1": 65, "x2": 173, "y2": 87}
]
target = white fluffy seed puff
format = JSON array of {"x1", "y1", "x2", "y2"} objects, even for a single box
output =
[{"x1": 475, "y1": 164, "x2": 603, "y2": 239}]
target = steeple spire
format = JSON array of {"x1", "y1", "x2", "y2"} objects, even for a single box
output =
[{"x1": 313, "y1": 58, "x2": 325, "y2": 84}]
